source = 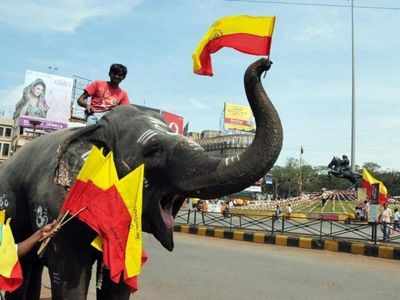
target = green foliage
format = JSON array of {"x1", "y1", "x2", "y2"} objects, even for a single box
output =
[
  {"x1": 362, "y1": 162, "x2": 381, "y2": 173},
  {"x1": 270, "y1": 158, "x2": 400, "y2": 197}
]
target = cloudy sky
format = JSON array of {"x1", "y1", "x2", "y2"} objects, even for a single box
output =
[{"x1": 0, "y1": 0, "x2": 399, "y2": 169}]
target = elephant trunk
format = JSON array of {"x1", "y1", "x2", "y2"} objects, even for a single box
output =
[{"x1": 176, "y1": 58, "x2": 283, "y2": 198}]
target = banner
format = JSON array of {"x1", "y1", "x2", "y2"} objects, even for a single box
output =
[
  {"x1": 161, "y1": 111, "x2": 184, "y2": 135},
  {"x1": 14, "y1": 70, "x2": 74, "y2": 129},
  {"x1": 224, "y1": 102, "x2": 255, "y2": 131}
]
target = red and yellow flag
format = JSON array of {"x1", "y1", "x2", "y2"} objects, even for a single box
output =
[
  {"x1": 0, "y1": 218, "x2": 23, "y2": 292},
  {"x1": 192, "y1": 15, "x2": 276, "y2": 76},
  {"x1": 361, "y1": 168, "x2": 388, "y2": 205},
  {"x1": 62, "y1": 146, "x2": 147, "y2": 291}
]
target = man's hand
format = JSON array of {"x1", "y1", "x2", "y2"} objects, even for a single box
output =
[
  {"x1": 17, "y1": 220, "x2": 59, "y2": 258},
  {"x1": 39, "y1": 220, "x2": 59, "y2": 241}
]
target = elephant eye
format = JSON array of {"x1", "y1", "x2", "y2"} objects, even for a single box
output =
[{"x1": 143, "y1": 141, "x2": 162, "y2": 157}]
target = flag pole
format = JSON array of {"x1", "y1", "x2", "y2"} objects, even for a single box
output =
[
  {"x1": 263, "y1": 16, "x2": 275, "y2": 78},
  {"x1": 299, "y1": 146, "x2": 303, "y2": 195}
]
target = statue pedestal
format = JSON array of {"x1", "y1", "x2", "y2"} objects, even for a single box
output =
[{"x1": 357, "y1": 187, "x2": 367, "y2": 202}]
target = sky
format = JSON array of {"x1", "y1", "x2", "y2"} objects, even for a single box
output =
[{"x1": 0, "y1": 0, "x2": 399, "y2": 170}]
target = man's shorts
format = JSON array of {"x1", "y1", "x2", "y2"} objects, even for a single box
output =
[{"x1": 86, "y1": 112, "x2": 107, "y2": 125}]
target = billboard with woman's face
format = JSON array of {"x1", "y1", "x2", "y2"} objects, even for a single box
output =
[{"x1": 14, "y1": 70, "x2": 74, "y2": 130}]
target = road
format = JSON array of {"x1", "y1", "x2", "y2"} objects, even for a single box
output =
[
  {"x1": 41, "y1": 232, "x2": 399, "y2": 299},
  {"x1": 133, "y1": 233, "x2": 398, "y2": 300}
]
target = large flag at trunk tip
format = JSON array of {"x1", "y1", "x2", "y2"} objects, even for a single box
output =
[
  {"x1": 192, "y1": 15, "x2": 276, "y2": 76},
  {"x1": 361, "y1": 168, "x2": 388, "y2": 205}
]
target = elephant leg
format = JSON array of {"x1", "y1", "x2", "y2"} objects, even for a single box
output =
[
  {"x1": 46, "y1": 241, "x2": 96, "y2": 300},
  {"x1": 96, "y1": 268, "x2": 131, "y2": 300},
  {"x1": 5, "y1": 258, "x2": 43, "y2": 300}
]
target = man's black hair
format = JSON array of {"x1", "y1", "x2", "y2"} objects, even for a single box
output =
[{"x1": 109, "y1": 64, "x2": 128, "y2": 77}]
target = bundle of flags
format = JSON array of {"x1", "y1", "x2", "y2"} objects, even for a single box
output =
[
  {"x1": 61, "y1": 146, "x2": 147, "y2": 291},
  {"x1": 361, "y1": 168, "x2": 388, "y2": 205},
  {"x1": 192, "y1": 15, "x2": 276, "y2": 76},
  {"x1": 0, "y1": 213, "x2": 23, "y2": 293}
]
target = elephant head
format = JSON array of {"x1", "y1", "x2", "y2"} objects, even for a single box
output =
[{"x1": 57, "y1": 58, "x2": 282, "y2": 251}]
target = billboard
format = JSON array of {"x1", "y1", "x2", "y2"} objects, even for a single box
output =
[
  {"x1": 14, "y1": 70, "x2": 73, "y2": 129},
  {"x1": 223, "y1": 102, "x2": 255, "y2": 132},
  {"x1": 70, "y1": 76, "x2": 91, "y2": 121},
  {"x1": 136, "y1": 105, "x2": 185, "y2": 135},
  {"x1": 162, "y1": 111, "x2": 184, "y2": 134},
  {"x1": 264, "y1": 173, "x2": 273, "y2": 185}
]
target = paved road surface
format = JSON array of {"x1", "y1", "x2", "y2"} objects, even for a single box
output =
[{"x1": 42, "y1": 233, "x2": 399, "y2": 299}]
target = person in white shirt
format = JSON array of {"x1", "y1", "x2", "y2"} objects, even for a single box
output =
[
  {"x1": 287, "y1": 204, "x2": 292, "y2": 217},
  {"x1": 379, "y1": 203, "x2": 393, "y2": 241}
]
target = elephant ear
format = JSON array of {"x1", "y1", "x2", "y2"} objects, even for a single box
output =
[{"x1": 54, "y1": 124, "x2": 110, "y2": 188}]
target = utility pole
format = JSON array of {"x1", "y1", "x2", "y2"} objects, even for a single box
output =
[{"x1": 351, "y1": 0, "x2": 356, "y2": 172}]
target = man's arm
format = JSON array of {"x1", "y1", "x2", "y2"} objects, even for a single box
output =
[
  {"x1": 77, "y1": 91, "x2": 92, "y2": 113},
  {"x1": 17, "y1": 220, "x2": 58, "y2": 257}
]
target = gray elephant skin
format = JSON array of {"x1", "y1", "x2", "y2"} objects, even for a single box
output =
[{"x1": 0, "y1": 59, "x2": 283, "y2": 300}]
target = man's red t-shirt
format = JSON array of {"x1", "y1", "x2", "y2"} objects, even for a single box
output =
[{"x1": 85, "y1": 80, "x2": 130, "y2": 113}]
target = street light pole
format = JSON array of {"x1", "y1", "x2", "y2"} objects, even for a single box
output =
[{"x1": 351, "y1": 0, "x2": 356, "y2": 172}]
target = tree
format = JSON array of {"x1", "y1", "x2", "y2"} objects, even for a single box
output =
[{"x1": 362, "y1": 162, "x2": 381, "y2": 174}]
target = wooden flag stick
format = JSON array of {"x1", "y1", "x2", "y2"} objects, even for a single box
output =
[
  {"x1": 59, "y1": 207, "x2": 87, "y2": 227},
  {"x1": 37, "y1": 211, "x2": 69, "y2": 256},
  {"x1": 37, "y1": 207, "x2": 88, "y2": 256}
]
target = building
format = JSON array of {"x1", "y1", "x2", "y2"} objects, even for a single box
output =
[
  {"x1": 11, "y1": 118, "x2": 55, "y2": 152},
  {"x1": 188, "y1": 130, "x2": 271, "y2": 200},
  {"x1": 189, "y1": 130, "x2": 254, "y2": 159},
  {"x1": 0, "y1": 118, "x2": 13, "y2": 163}
]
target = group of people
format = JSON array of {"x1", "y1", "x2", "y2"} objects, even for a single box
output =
[{"x1": 355, "y1": 200, "x2": 370, "y2": 221}]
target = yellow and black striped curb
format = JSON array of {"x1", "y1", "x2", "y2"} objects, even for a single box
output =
[{"x1": 174, "y1": 224, "x2": 400, "y2": 260}]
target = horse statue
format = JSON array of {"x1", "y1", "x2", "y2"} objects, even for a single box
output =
[{"x1": 327, "y1": 155, "x2": 361, "y2": 186}]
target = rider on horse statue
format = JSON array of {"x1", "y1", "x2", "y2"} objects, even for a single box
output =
[{"x1": 328, "y1": 155, "x2": 361, "y2": 185}]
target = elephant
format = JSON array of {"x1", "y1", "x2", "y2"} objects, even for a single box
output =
[{"x1": 0, "y1": 58, "x2": 283, "y2": 300}]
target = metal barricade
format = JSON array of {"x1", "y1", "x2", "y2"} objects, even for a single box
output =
[{"x1": 175, "y1": 209, "x2": 400, "y2": 245}]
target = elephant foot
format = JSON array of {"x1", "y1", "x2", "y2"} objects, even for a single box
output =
[{"x1": 96, "y1": 268, "x2": 131, "y2": 300}]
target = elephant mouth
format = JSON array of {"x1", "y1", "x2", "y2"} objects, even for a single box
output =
[{"x1": 159, "y1": 194, "x2": 180, "y2": 230}]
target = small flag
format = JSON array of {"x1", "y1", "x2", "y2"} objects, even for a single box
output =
[
  {"x1": 0, "y1": 219, "x2": 23, "y2": 292},
  {"x1": 361, "y1": 168, "x2": 388, "y2": 205},
  {"x1": 192, "y1": 15, "x2": 276, "y2": 76}
]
